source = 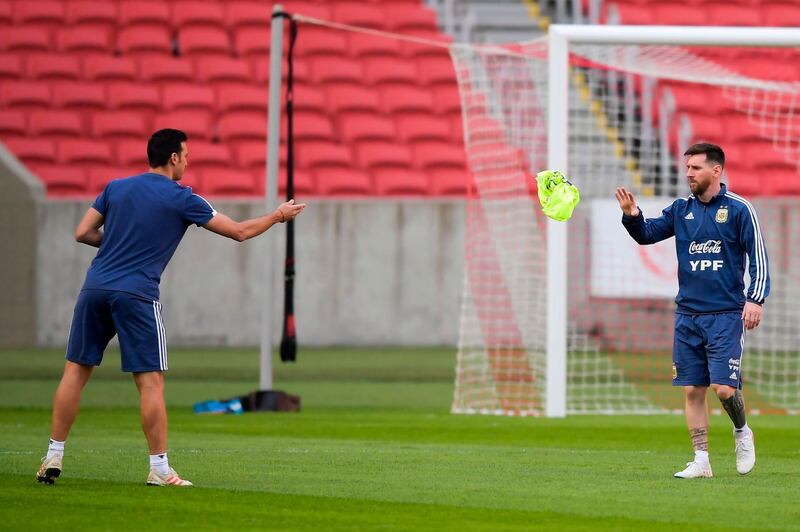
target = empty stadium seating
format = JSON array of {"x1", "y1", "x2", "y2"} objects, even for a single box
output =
[
  {"x1": 602, "y1": 0, "x2": 800, "y2": 196},
  {"x1": 0, "y1": 0, "x2": 470, "y2": 198}
]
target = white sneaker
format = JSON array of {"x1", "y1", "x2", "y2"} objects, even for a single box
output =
[
  {"x1": 36, "y1": 454, "x2": 62, "y2": 485},
  {"x1": 674, "y1": 460, "x2": 713, "y2": 479},
  {"x1": 735, "y1": 428, "x2": 756, "y2": 475},
  {"x1": 146, "y1": 467, "x2": 193, "y2": 487}
]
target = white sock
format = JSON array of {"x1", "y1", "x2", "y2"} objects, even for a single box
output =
[
  {"x1": 46, "y1": 439, "x2": 65, "y2": 460},
  {"x1": 149, "y1": 453, "x2": 170, "y2": 476},
  {"x1": 694, "y1": 450, "x2": 710, "y2": 464},
  {"x1": 734, "y1": 423, "x2": 750, "y2": 439}
]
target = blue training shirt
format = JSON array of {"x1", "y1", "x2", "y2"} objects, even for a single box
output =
[
  {"x1": 82, "y1": 172, "x2": 216, "y2": 300},
  {"x1": 621, "y1": 183, "x2": 770, "y2": 314}
]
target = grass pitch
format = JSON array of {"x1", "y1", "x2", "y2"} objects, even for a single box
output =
[{"x1": 1, "y1": 347, "x2": 798, "y2": 531}]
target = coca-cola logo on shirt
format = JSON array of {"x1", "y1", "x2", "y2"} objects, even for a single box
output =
[{"x1": 688, "y1": 240, "x2": 722, "y2": 254}]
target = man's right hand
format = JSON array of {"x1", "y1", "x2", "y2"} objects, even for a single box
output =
[
  {"x1": 615, "y1": 187, "x2": 640, "y2": 217},
  {"x1": 276, "y1": 199, "x2": 306, "y2": 222}
]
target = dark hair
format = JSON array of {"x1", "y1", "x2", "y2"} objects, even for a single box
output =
[
  {"x1": 147, "y1": 129, "x2": 188, "y2": 168},
  {"x1": 683, "y1": 142, "x2": 725, "y2": 168}
]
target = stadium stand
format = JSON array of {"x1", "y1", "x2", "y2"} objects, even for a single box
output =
[
  {"x1": 0, "y1": 0, "x2": 467, "y2": 197},
  {"x1": 598, "y1": 0, "x2": 800, "y2": 195}
]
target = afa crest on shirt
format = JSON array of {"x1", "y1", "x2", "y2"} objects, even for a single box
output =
[{"x1": 715, "y1": 206, "x2": 729, "y2": 223}]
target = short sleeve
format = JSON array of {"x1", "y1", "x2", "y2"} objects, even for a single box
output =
[
  {"x1": 91, "y1": 183, "x2": 110, "y2": 215},
  {"x1": 184, "y1": 192, "x2": 217, "y2": 226}
]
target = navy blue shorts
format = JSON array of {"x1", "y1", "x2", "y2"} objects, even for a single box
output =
[
  {"x1": 672, "y1": 312, "x2": 744, "y2": 389},
  {"x1": 66, "y1": 289, "x2": 168, "y2": 372}
]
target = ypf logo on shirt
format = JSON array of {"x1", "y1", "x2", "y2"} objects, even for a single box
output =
[{"x1": 715, "y1": 206, "x2": 728, "y2": 223}]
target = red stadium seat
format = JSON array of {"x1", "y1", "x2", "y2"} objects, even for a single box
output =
[
  {"x1": 88, "y1": 166, "x2": 140, "y2": 195},
  {"x1": 0, "y1": 81, "x2": 51, "y2": 110},
  {"x1": 400, "y1": 29, "x2": 453, "y2": 59},
  {"x1": 0, "y1": 54, "x2": 23, "y2": 80},
  {"x1": 116, "y1": 140, "x2": 149, "y2": 167},
  {"x1": 186, "y1": 141, "x2": 233, "y2": 172},
  {"x1": 162, "y1": 85, "x2": 216, "y2": 112},
  {"x1": 653, "y1": 3, "x2": 708, "y2": 25},
  {"x1": 355, "y1": 141, "x2": 412, "y2": 170},
  {"x1": 0, "y1": 2, "x2": 12, "y2": 26},
  {"x1": 92, "y1": 112, "x2": 148, "y2": 140},
  {"x1": 173, "y1": 1, "x2": 225, "y2": 30},
  {"x1": 412, "y1": 141, "x2": 467, "y2": 170},
  {"x1": 65, "y1": 2, "x2": 118, "y2": 33},
  {"x1": 415, "y1": 57, "x2": 457, "y2": 86},
  {"x1": 14, "y1": 1, "x2": 65, "y2": 29},
  {"x1": 605, "y1": 2, "x2": 654, "y2": 25},
  {"x1": 195, "y1": 57, "x2": 252, "y2": 87},
  {"x1": 0, "y1": 110, "x2": 27, "y2": 139},
  {"x1": 28, "y1": 110, "x2": 84, "y2": 139},
  {"x1": 395, "y1": 114, "x2": 451, "y2": 142},
  {"x1": 106, "y1": 83, "x2": 161, "y2": 114},
  {"x1": 27, "y1": 54, "x2": 81, "y2": 81},
  {"x1": 724, "y1": 114, "x2": 769, "y2": 142},
  {"x1": 225, "y1": 2, "x2": 271, "y2": 31},
  {"x1": 659, "y1": 82, "x2": 710, "y2": 115},
  {"x1": 332, "y1": 3, "x2": 387, "y2": 29},
  {"x1": 348, "y1": 33, "x2": 402, "y2": 59},
  {"x1": 432, "y1": 86, "x2": 462, "y2": 115},
  {"x1": 763, "y1": 3, "x2": 800, "y2": 27},
  {"x1": 218, "y1": 113, "x2": 268, "y2": 145},
  {"x1": 296, "y1": 141, "x2": 352, "y2": 169},
  {"x1": 179, "y1": 27, "x2": 231, "y2": 58},
  {"x1": 201, "y1": 169, "x2": 259, "y2": 196},
  {"x1": 59, "y1": 139, "x2": 113, "y2": 165},
  {"x1": 373, "y1": 168, "x2": 430, "y2": 195},
  {"x1": 153, "y1": 110, "x2": 213, "y2": 141},
  {"x1": 278, "y1": 168, "x2": 312, "y2": 196},
  {"x1": 0, "y1": 27, "x2": 51, "y2": 53},
  {"x1": 386, "y1": 4, "x2": 439, "y2": 32},
  {"x1": 283, "y1": 1, "x2": 331, "y2": 21},
  {"x1": 233, "y1": 141, "x2": 273, "y2": 170},
  {"x1": 291, "y1": 84, "x2": 327, "y2": 114},
  {"x1": 56, "y1": 27, "x2": 114, "y2": 55},
  {"x1": 380, "y1": 85, "x2": 436, "y2": 114},
  {"x1": 4, "y1": 138, "x2": 58, "y2": 165},
  {"x1": 296, "y1": 26, "x2": 349, "y2": 60},
  {"x1": 217, "y1": 85, "x2": 267, "y2": 114},
  {"x1": 429, "y1": 167, "x2": 469, "y2": 195},
  {"x1": 293, "y1": 112, "x2": 335, "y2": 141},
  {"x1": 363, "y1": 57, "x2": 418, "y2": 86},
  {"x1": 139, "y1": 57, "x2": 195, "y2": 84},
  {"x1": 326, "y1": 83, "x2": 381, "y2": 114},
  {"x1": 309, "y1": 57, "x2": 363, "y2": 85},
  {"x1": 767, "y1": 167, "x2": 800, "y2": 195},
  {"x1": 117, "y1": 26, "x2": 173, "y2": 58},
  {"x1": 53, "y1": 81, "x2": 106, "y2": 111},
  {"x1": 118, "y1": 1, "x2": 171, "y2": 30},
  {"x1": 707, "y1": 3, "x2": 761, "y2": 26},
  {"x1": 339, "y1": 112, "x2": 396, "y2": 142},
  {"x1": 450, "y1": 115, "x2": 464, "y2": 143},
  {"x1": 29, "y1": 165, "x2": 89, "y2": 196},
  {"x1": 233, "y1": 27, "x2": 270, "y2": 60},
  {"x1": 314, "y1": 167, "x2": 371, "y2": 195},
  {"x1": 83, "y1": 56, "x2": 138, "y2": 82}
]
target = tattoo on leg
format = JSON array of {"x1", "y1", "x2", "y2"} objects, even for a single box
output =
[
  {"x1": 721, "y1": 389, "x2": 747, "y2": 429},
  {"x1": 689, "y1": 427, "x2": 708, "y2": 451}
]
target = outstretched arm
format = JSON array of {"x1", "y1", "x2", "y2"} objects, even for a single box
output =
[
  {"x1": 75, "y1": 207, "x2": 104, "y2": 248},
  {"x1": 615, "y1": 187, "x2": 640, "y2": 217},
  {"x1": 203, "y1": 199, "x2": 306, "y2": 242}
]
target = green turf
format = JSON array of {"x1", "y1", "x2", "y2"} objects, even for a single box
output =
[{"x1": 1, "y1": 348, "x2": 798, "y2": 531}]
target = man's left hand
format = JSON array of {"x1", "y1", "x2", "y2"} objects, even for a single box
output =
[{"x1": 742, "y1": 301, "x2": 762, "y2": 330}]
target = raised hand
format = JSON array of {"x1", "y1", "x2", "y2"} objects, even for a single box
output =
[
  {"x1": 615, "y1": 187, "x2": 640, "y2": 217},
  {"x1": 276, "y1": 199, "x2": 307, "y2": 222}
]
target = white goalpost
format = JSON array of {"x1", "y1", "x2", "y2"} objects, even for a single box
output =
[{"x1": 452, "y1": 25, "x2": 800, "y2": 417}]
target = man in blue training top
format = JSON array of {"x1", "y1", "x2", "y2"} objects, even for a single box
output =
[
  {"x1": 615, "y1": 142, "x2": 769, "y2": 479},
  {"x1": 36, "y1": 129, "x2": 305, "y2": 487}
]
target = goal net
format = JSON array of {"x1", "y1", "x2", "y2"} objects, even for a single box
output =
[{"x1": 451, "y1": 27, "x2": 800, "y2": 416}]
